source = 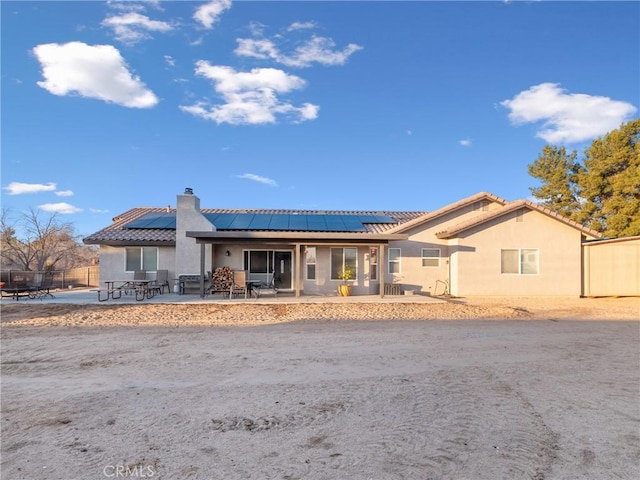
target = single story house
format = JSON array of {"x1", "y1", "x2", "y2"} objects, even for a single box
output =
[{"x1": 83, "y1": 189, "x2": 605, "y2": 297}]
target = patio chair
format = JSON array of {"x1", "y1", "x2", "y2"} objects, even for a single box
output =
[
  {"x1": 254, "y1": 273, "x2": 278, "y2": 298},
  {"x1": 150, "y1": 269, "x2": 170, "y2": 295},
  {"x1": 230, "y1": 270, "x2": 248, "y2": 299},
  {"x1": 134, "y1": 270, "x2": 147, "y2": 280}
]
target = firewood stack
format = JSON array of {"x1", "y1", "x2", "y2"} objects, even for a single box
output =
[{"x1": 211, "y1": 266, "x2": 233, "y2": 292}]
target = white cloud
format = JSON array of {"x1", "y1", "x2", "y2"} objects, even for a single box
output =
[
  {"x1": 180, "y1": 62, "x2": 319, "y2": 125},
  {"x1": 106, "y1": 1, "x2": 161, "y2": 13},
  {"x1": 55, "y1": 190, "x2": 74, "y2": 197},
  {"x1": 164, "y1": 55, "x2": 176, "y2": 67},
  {"x1": 102, "y1": 12, "x2": 174, "y2": 45},
  {"x1": 459, "y1": 138, "x2": 472, "y2": 147},
  {"x1": 194, "y1": 0, "x2": 232, "y2": 29},
  {"x1": 287, "y1": 21, "x2": 316, "y2": 31},
  {"x1": 32, "y1": 41, "x2": 158, "y2": 108},
  {"x1": 236, "y1": 173, "x2": 277, "y2": 187},
  {"x1": 38, "y1": 202, "x2": 83, "y2": 214},
  {"x1": 89, "y1": 208, "x2": 110, "y2": 214},
  {"x1": 235, "y1": 35, "x2": 363, "y2": 68},
  {"x1": 3, "y1": 182, "x2": 56, "y2": 195},
  {"x1": 501, "y1": 83, "x2": 637, "y2": 144}
]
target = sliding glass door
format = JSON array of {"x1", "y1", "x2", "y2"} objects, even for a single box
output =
[{"x1": 243, "y1": 250, "x2": 292, "y2": 289}]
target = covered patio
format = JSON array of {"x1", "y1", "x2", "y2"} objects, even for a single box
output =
[{"x1": 186, "y1": 230, "x2": 410, "y2": 299}]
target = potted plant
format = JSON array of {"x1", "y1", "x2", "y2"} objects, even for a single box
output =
[{"x1": 337, "y1": 265, "x2": 354, "y2": 296}]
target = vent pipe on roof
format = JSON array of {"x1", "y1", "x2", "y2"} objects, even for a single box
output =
[{"x1": 184, "y1": 187, "x2": 193, "y2": 195}]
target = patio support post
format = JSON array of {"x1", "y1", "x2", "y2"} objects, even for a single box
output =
[
  {"x1": 294, "y1": 243, "x2": 301, "y2": 297},
  {"x1": 199, "y1": 242, "x2": 206, "y2": 298},
  {"x1": 379, "y1": 243, "x2": 385, "y2": 298}
]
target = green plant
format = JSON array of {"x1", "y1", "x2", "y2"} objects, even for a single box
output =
[{"x1": 337, "y1": 265, "x2": 355, "y2": 283}]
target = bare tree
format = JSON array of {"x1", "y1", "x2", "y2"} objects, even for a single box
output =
[{"x1": 1, "y1": 207, "x2": 94, "y2": 271}]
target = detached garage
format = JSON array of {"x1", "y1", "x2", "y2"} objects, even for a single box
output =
[{"x1": 582, "y1": 236, "x2": 640, "y2": 297}]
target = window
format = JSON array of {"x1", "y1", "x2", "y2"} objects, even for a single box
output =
[
  {"x1": 245, "y1": 250, "x2": 274, "y2": 275},
  {"x1": 305, "y1": 247, "x2": 316, "y2": 280},
  {"x1": 501, "y1": 249, "x2": 538, "y2": 275},
  {"x1": 125, "y1": 247, "x2": 158, "y2": 272},
  {"x1": 369, "y1": 247, "x2": 378, "y2": 281},
  {"x1": 422, "y1": 248, "x2": 440, "y2": 267},
  {"x1": 388, "y1": 248, "x2": 401, "y2": 274},
  {"x1": 331, "y1": 247, "x2": 357, "y2": 280}
]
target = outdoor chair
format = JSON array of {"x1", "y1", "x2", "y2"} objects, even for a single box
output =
[
  {"x1": 150, "y1": 269, "x2": 170, "y2": 294},
  {"x1": 254, "y1": 273, "x2": 278, "y2": 298},
  {"x1": 230, "y1": 270, "x2": 249, "y2": 299},
  {"x1": 133, "y1": 270, "x2": 147, "y2": 280}
]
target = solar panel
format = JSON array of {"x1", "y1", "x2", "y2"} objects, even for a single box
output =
[
  {"x1": 358, "y1": 214, "x2": 395, "y2": 224},
  {"x1": 306, "y1": 215, "x2": 328, "y2": 231},
  {"x1": 126, "y1": 211, "x2": 397, "y2": 232},
  {"x1": 288, "y1": 214, "x2": 308, "y2": 230},
  {"x1": 343, "y1": 216, "x2": 367, "y2": 231},
  {"x1": 324, "y1": 215, "x2": 346, "y2": 231},
  {"x1": 126, "y1": 212, "x2": 176, "y2": 229},
  {"x1": 268, "y1": 214, "x2": 290, "y2": 230},
  {"x1": 204, "y1": 213, "x2": 236, "y2": 229},
  {"x1": 248, "y1": 214, "x2": 272, "y2": 230},
  {"x1": 228, "y1": 214, "x2": 254, "y2": 229}
]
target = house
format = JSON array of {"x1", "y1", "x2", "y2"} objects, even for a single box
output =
[{"x1": 83, "y1": 189, "x2": 603, "y2": 297}]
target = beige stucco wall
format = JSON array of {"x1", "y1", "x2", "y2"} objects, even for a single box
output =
[
  {"x1": 387, "y1": 199, "x2": 504, "y2": 295},
  {"x1": 450, "y1": 208, "x2": 585, "y2": 296},
  {"x1": 583, "y1": 238, "x2": 640, "y2": 296},
  {"x1": 98, "y1": 245, "x2": 175, "y2": 285}
]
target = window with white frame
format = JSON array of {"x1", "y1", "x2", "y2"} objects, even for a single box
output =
[
  {"x1": 125, "y1": 247, "x2": 158, "y2": 272},
  {"x1": 422, "y1": 248, "x2": 440, "y2": 267},
  {"x1": 331, "y1": 247, "x2": 357, "y2": 280},
  {"x1": 501, "y1": 248, "x2": 539, "y2": 275},
  {"x1": 388, "y1": 248, "x2": 401, "y2": 274},
  {"x1": 369, "y1": 247, "x2": 378, "y2": 281},
  {"x1": 305, "y1": 247, "x2": 316, "y2": 280}
]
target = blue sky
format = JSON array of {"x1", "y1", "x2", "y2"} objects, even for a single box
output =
[{"x1": 2, "y1": 0, "x2": 639, "y2": 237}]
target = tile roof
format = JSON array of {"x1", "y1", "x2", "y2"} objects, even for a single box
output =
[
  {"x1": 435, "y1": 200, "x2": 602, "y2": 239},
  {"x1": 83, "y1": 207, "x2": 427, "y2": 245},
  {"x1": 387, "y1": 192, "x2": 509, "y2": 233}
]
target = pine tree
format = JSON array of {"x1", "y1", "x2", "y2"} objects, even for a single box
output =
[
  {"x1": 528, "y1": 119, "x2": 640, "y2": 238},
  {"x1": 528, "y1": 145, "x2": 583, "y2": 222},
  {"x1": 578, "y1": 119, "x2": 640, "y2": 237}
]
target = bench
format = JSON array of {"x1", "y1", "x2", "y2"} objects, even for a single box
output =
[{"x1": 91, "y1": 288, "x2": 123, "y2": 302}]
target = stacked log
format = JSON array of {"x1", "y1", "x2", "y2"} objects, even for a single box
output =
[{"x1": 211, "y1": 266, "x2": 233, "y2": 292}]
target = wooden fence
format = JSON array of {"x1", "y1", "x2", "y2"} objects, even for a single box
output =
[{"x1": 0, "y1": 266, "x2": 100, "y2": 289}]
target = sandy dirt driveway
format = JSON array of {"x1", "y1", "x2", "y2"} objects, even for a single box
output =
[{"x1": 1, "y1": 298, "x2": 639, "y2": 480}]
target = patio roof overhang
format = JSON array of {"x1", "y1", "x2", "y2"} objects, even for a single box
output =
[{"x1": 186, "y1": 230, "x2": 409, "y2": 245}]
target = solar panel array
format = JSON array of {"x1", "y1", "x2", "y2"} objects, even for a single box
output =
[
  {"x1": 124, "y1": 212, "x2": 176, "y2": 229},
  {"x1": 125, "y1": 212, "x2": 397, "y2": 232}
]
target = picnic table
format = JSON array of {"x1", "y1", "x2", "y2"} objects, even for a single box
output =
[{"x1": 92, "y1": 280, "x2": 156, "y2": 302}]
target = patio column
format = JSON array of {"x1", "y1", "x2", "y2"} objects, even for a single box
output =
[
  {"x1": 199, "y1": 242, "x2": 206, "y2": 298},
  {"x1": 294, "y1": 243, "x2": 301, "y2": 297},
  {"x1": 379, "y1": 243, "x2": 385, "y2": 298}
]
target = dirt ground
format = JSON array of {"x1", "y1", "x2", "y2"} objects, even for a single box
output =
[{"x1": 1, "y1": 297, "x2": 638, "y2": 479}]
